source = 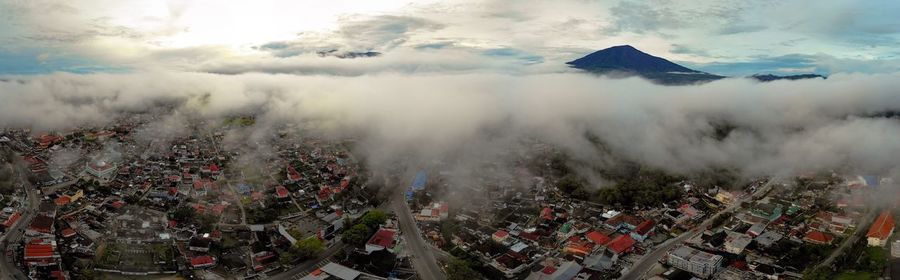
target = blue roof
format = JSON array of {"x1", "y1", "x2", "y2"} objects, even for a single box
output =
[
  {"x1": 411, "y1": 171, "x2": 427, "y2": 191},
  {"x1": 862, "y1": 175, "x2": 879, "y2": 186}
]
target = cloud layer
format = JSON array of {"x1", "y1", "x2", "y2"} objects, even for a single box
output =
[{"x1": 3, "y1": 72, "x2": 900, "y2": 183}]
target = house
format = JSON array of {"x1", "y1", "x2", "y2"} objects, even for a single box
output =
[
  {"x1": 525, "y1": 261, "x2": 583, "y2": 280},
  {"x1": 607, "y1": 235, "x2": 635, "y2": 255},
  {"x1": 365, "y1": 228, "x2": 397, "y2": 254},
  {"x1": 585, "y1": 231, "x2": 612, "y2": 246},
  {"x1": 491, "y1": 252, "x2": 530, "y2": 278},
  {"x1": 191, "y1": 255, "x2": 217, "y2": 269},
  {"x1": 667, "y1": 246, "x2": 722, "y2": 278},
  {"x1": 866, "y1": 210, "x2": 894, "y2": 247},
  {"x1": 493, "y1": 230, "x2": 510, "y2": 243},
  {"x1": 275, "y1": 185, "x2": 290, "y2": 202},
  {"x1": 630, "y1": 220, "x2": 655, "y2": 242},
  {"x1": 746, "y1": 223, "x2": 766, "y2": 237},
  {"x1": 189, "y1": 237, "x2": 212, "y2": 252},
  {"x1": 24, "y1": 241, "x2": 60, "y2": 266},
  {"x1": 724, "y1": 231, "x2": 753, "y2": 254},
  {"x1": 803, "y1": 230, "x2": 834, "y2": 245},
  {"x1": 563, "y1": 240, "x2": 594, "y2": 256},
  {"x1": 416, "y1": 202, "x2": 449, "y2": 222},
  {"x1": 27, "y1": 215, "x2": 54, "y2": 236}
]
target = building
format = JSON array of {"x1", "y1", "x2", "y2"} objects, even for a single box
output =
[
  {"x1": 410, "y1": 170, "x2": 427, "y2": 191},
  {"x1": 24, "y1": 240, "x2": 60, "y2": 267},
  {"x1": 607, "y1": 235, "x2": 635, "y2": 255},
  {"x1": 525, "y1": 261, "x2": 583, "y2": 280},
  {"x1": 866, "y1": 210, "x2": 895, "y2": 247},
  {"x1": 892, "y1": 240, "x2": 900, "y2": 258},
  {"x1": 724, "y1": 231, "x2": 753, "y2": 254},
  {"x1": 493, "y1": 230, "x2": 510, "y2": 243},
  {"x1": 190, "y1": 255, "x2": 216, "y2": 269},
  {"x1": 630, "y1": 220, "x2": 655, "y2": 242},
  {"x1": 803, "y1": 230, "x2": 834, "y2": 245},
  {"x1": 667, "y1": 246, "x2": 723, "y2": 278},
  {"x1": 415, "y1": 202, "x2": 449, "y2": 222},
  {"x1": 365, "y1": 228, "x2": 397, "y2": 254},
  {"x1": 83, "y1": 159, "x2": 117, "y2": 184},
  {"x1": 302, "y1": 262, "x2": 363, "y2": 280},
  {"x1": 275, "y1": 185, "x2": 290, "y2": 202}
]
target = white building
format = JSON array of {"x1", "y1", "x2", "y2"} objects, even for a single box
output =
[
  {"x1": 83, "y1": 160, "x2": 117, "y2": 184},
  {"x1": 668, "y1": 246, "x2": 723, "y2": 278}
]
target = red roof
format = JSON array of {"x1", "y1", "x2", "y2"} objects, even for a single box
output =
[
  {"x1": 519, "y1": 231, "x2": 539, "y2": 241},
  {"x1": 804, "y1": 230, "x2": 834, "y2": 244},
  {"x1": 110, "y1": 200, "x2": 125, "y2": 209},
  {"x1": 867, "y1": 210, "x2": 895, "y2": 240},
  {"x1": 209, "y1": 164, "x2": 220, "y2": 172},
  {"x1": 493, "y1": 230, "x2": 509, "y2": 238},
  {"x1": 212, "y1": 204, "x2": 226, "y2": 215},
  {"x1": 541, "y1": 208, "x2": 553, "y2": 220},
  {"x1": 608, "y1": 235, "x2": 636, "y2": 254},
  {"x1": 24, "y1": 244, "x2": 54, "y2": 259},
  {"x1": 367, "y1": 228, "x2": 397, "y2": 249},
  {"x1": 2, "y1": 212, "x2": 21, "y2": 227},
  {"x1": 633, "y1": 220, "x2": 655, "y2": 235},
  {"x1": 54, "y1": 196, "x2": 71, "y2": 206},
  {"x1": 29, "y1": 215, "x2": 53, "y2": 234},
  {"x1": 190, "y1": 255, "x2": 216, "y2": 267},
  {"x1": 541, "y1": 266, "x2": 557, "y2": 275},
  {"x1": 275, "y1": 186, "x2": 289, "y2": 198},
  {"x1": 61, "y1": 228, "x2": 77, "y2": 238},
  {"x1": 287, "y1": 165, "x2": 301, "y2": 181},
  {"x1": 585, "y1": 231, "x2": 612, "y2": 245}
]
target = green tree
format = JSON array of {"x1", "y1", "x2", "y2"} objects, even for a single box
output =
[
  {"x1": 360, "y1": 210, "x2": 388, "y2": 228},
  {"x1": 294, "y1": 237, "x2": 325, "y2": 259},
  {"x1": 446, "y1": 258, "x2": 481, "y2": 280},
  {"x1": 341, "y1": 224, "x2": 372, "y2": 246},
  {"x1": 172, "y1": 204, "x2": 196, "y2": 224}
]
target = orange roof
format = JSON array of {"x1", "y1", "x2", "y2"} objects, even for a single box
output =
[
  {"x1": 24, "y1": 244, "x2": 55, "y2": 259},
  {"x1": 804, "y1": 230, "x2": 833, "y2": 244},
  {"x1": 866, "y1": 210, "x2": 895, "y2": 240},
  {"x1": 3, "y1": 212, "x2": 21, "y2": 227},
  {"x1": 608, "y1": 235, "x2": 635, "y2": 254},
  {"x1": 55, "y1": 196, "x2": 71, "y2": 206},
  {"x1": 585, "y1": 231, "x2": 612, "y2": 245}
]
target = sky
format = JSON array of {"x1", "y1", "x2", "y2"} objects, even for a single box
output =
[
  {"x1": 2, "y1": 0, "x2": 900, "y2": 76},
  {"x1": 2, "y1": 1, "x2": 900, "y2": 191}
]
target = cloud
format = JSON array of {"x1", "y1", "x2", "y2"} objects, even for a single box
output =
[{"x1": 3, "y1": 72, "x2": 900, "y2": 186}]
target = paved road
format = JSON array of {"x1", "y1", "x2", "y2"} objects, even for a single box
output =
[
  {"x1": 268, "y1": 240, "x2": 346, "y2": 280},
  {"x1": 392, "y1": 198, "x2": 446, "y2": 280},
  {"x1": 620, "y1": 178, "x2": 779, "y2": 280},
  {"x1": 0, "y1": 158, "x2": 40, "y2": 280},
  {"x1": 816, "y1": 208, "x2": 878, "y2": 270}
]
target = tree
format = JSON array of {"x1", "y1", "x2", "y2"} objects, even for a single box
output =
[
  {"x1": 172, "y1": 205, "x2": 196, "y2": 224},
  {"x1": 446, "y1": 258, "x2": 481, "y2": 280},
  {"x1": 360, "y1": 210, "x2": 388, "y2": 228},
  {"x1": 294, "y1": 237, "x2": 325, "y2": 259},
  {"x1": 341, "y1": 224, "x2": 372, "y2": 246}
]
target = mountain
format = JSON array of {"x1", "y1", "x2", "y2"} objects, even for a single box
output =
[
  {"x1": 567, "y1": 45, "x2": 724, "y2": 85},
  {"x1": 317, "y1": 49, "x2": 381, "y2": 59},
  {"x1": 749, "y1": 73, "x2": 826, "y2": 82}
]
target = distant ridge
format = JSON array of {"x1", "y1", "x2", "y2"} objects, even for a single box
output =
[
  {"x1": 566, "y1": 45, "x2": 724, "y2": 85},
  {"x1": 749, "y1": 73, "x2": 826, "y2": 82}
]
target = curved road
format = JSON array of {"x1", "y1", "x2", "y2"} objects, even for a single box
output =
[{"x1": 0, "y1": 160, "x2": 40, "y2": 280}]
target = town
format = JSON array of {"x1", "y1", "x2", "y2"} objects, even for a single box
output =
[{"x1": 0, "y1": 113, "x2": 897, "y2": 280}]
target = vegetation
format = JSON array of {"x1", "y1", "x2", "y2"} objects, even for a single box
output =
[
  {"x1": 595, "y1": 168, "x2": 683, "y2": 206},
  {"x1": 280, "y1": 237, "x2": 325, "y2": 263},
  {"x1": 446, "y1": 258, "x2": 482, "y2": 280},
  {"x1": 340, "y1": 210, "x2": 388, "y2": 246},
  {"x1": 246, "y1": 206, "x2": 278, "y2": 224}
]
